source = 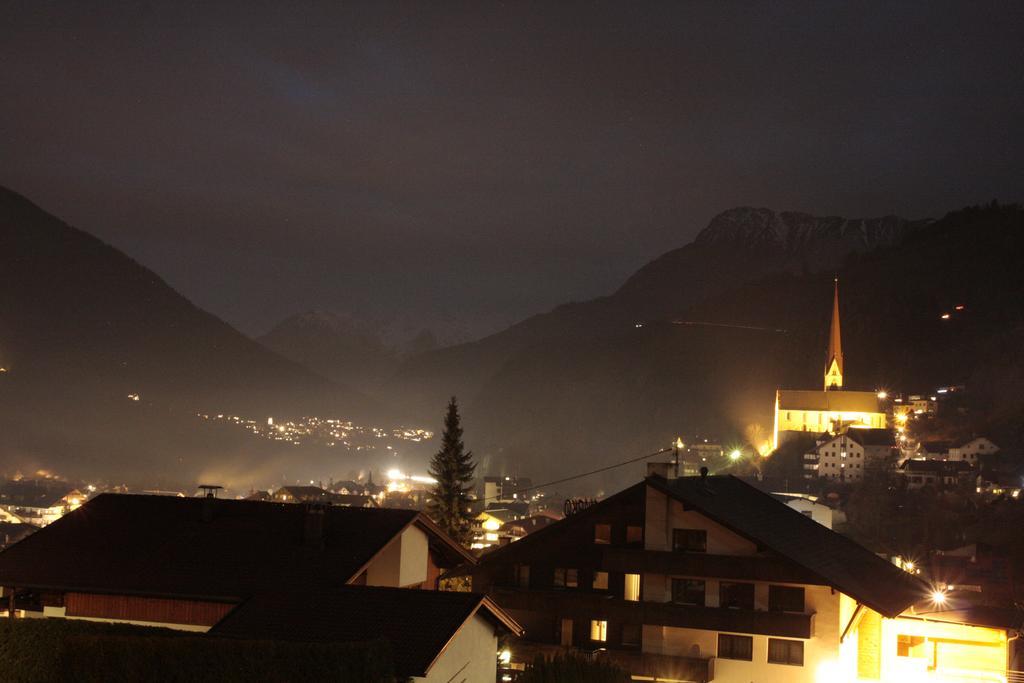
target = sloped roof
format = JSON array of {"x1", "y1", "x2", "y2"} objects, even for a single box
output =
[
  {"x1": 210, "y1": 586, "x2": 521, "y2": 677},
  {"x1": 648, "y1": 475, "x2": 927, "y2": 617},
  {"x1": 899, "y1": 460, "x2": 973, "y2": 474},
  {"x1": 0, "y1": 494, "x2": 470, "y2": 601},
  {"x1": 847, "y1": 428, "x2": 896, "y2": 447},
  {"x1": 777, "y1": 389, "x2": 881, "y2": 413}
]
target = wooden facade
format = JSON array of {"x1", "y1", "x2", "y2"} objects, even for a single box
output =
[{"x1": 65, "y1": 592, "x2": 235, "y2": 627}]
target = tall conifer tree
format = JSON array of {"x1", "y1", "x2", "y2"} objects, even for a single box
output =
[{"x1": 427, "y1": 396, "x2": 476, "y2": 545}]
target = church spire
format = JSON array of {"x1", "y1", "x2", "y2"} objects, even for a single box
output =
[{"x1": 825, "y1": 277, "x2": 844, "y2": 390}]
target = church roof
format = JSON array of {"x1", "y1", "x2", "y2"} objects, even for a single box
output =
[
  {"x1": 826, "y1": 278, "x2": 843, "y2": 378},
  {"x1": 777, "y1": 389, "x2": 881, "y2": 413}
]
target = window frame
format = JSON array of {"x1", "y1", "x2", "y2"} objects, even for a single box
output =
[
  {"x1": 767, "y1": 638, "x2": 804, "y2": 666},
  {"x1": 670, "y1": 577, "x2": 706, "y2": 606},
  {"x1": 768, "y1": 585, "x2": 805, "y2": 613},
  {"x1": 672, "y1": 528, "x2": 708, "y2": 553},
  {"x1": 553, "y1": 567, "x2": 578, "y2": 589},
  {"x1": 717, "y1": 633, "x2": 753, "y2": 661},
  {"x1": 593, "y1": 523, "x2": 612, "y2": 545},
  {"x1": 718, "y1": 581, "x2": 755, "y2": 610},
  {"x1": 592, "y1": 571, "x2": 609, "y2": 591},
  {"x1": 589, "y1": 619, "x2": 607, "y2": 643}
]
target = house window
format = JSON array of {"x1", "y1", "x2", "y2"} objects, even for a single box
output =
[
  {"x1": 590, "y1": 619, "x2": 607, "y2": 642},
  {"x1": 515, "y1": 564, "x2": 530, "y2": 588},
  {"x1": 671, "y1": 578, "x2": 705, "y2": 606},
  {"x1": 621, "y1": 623, "x2": 641, "y2": 646},
  {"x1": 767, "y1": 638, "x2": 804, "y2": 666},
  {"x1": 672, "y1": 528, "x2": 707, "y2": 552},
  {"x1": 553, "y1": 568, "x2": 577, "y2": 589},
  {"x1": 768, "y1": 585, "x2": 805, "y2": 613},
  {"x1": 624, "y1": 573, "x2": 641, "y2": 601},
  {"x1": 626, "y1": 525, "x2": 644, "y2": 545},
  {"x1": 593, "y1": 571, "x2": 609, "y2": 590},
  {"x1": 718, "y1": 633, "x2": 753, "y2": 661},
  {"x1": 897, "y1": 635, "x2": 928, "y2": 658},
  {"x1": 594, "y1": 523, "x2": 612, "y2": 544},
  {"x1": 719, "y1": 581, "x2": 754, "y2": 610}
]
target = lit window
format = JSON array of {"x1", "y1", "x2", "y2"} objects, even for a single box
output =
[
  {"x1": 594, "y1": 523, "x2": 611, "y2": 544},
  {"x1": 718, "y1": 633, "x2": 753, "y2": 661},
  {"x1": 593, "y1": 571, "x2": 609, "y2": 590},
  {"x1": 553, "y1": 567, "x2": 577, "y2": 589},
  {"x1": 624, "y1": 573, "x2": 641, "y2": 601},
  {"x1": 672, "y1": 528, "x2": 707, "y2": 552},
  {"x1": 590, "y1": 619, "x2": 607, "y2": 642},
  {"x1": 767, "y1": 638, "x2": 804, "y2": 666}
]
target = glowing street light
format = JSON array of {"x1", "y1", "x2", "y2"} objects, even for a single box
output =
[
  {"x1": 931, "y1": 589, "x2": 947, "y2": 606},
  {"x1": 876, "y1": 390, "x2": 888, "y2": 400},
  {"x1": 729, "y1": 449, "x2": 742, "y2": 461}
]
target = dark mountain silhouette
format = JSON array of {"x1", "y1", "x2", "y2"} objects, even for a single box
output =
[
  {"x1": 258, "y1": 311, "x2": 400, "y2": 394},
  {"x1": 0, "y1": 186, "x2": 381, "y2": 483},
  {"x1": 388, "y1": 204, "x2": 1024, "y2": 489}
]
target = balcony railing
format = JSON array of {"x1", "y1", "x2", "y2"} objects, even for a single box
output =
[
  {"x1": 492, "y1": 587, "x2": 814, "y2": 638},
  {"x1": 508, "y1": 640, "x2": 714, "y2": 683},
  {"x1": 600, "y1": 546, "x2": 821, "y2": 584}
]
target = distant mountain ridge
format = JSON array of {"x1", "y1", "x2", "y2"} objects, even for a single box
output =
[
  {"x1": 386, "y1": 203, "x2": 1023, "y2": 488},
  {"x1": 0, "y1": 185, "x2": 381, "y2": 482},
  {"x1": 388, "y1": 207, "x2": 929, "y2": 419}
]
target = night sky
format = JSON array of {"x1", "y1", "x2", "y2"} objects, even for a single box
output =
[{"x1": 3, "y1": 2, "x2": 1022, "y2": 338}]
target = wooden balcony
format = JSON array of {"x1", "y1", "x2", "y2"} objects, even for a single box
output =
[
  {"x1": 509, "y1": 640, "x2": 713, "y2": 683},
  {"x1": 493, "y1": 587, "x2": 814, "y2": 638},
  {"x1": 600, "y1": 547, "x2": 821, "y2": 584}
]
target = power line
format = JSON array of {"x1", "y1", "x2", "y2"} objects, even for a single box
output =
[
  {"x1": 670, "y1": 320, "x2": 787, "y2": 333},
  {"x1": 479, "y1": 446, "x2": 673, "y2": 503}
]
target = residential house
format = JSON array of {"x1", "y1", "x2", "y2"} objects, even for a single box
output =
[
  {"x1": 771, "y1": 494, "x2": 833, "y2": 529},
  {"x1": 947, "y1": 437, "x2": 1000, "y2": 464},
  {"x1": 0, "y1": 493, "x2": 518, "y2": 682},
  {"x1": 0, "y1": 480, "x2": 85, "y2": 526},
  {"x1": 470, "y1": 470, "x2": 1018, "y2": 682},
  {"x1": 898, "y1": 460, "x2": 974, "y2": 491}
]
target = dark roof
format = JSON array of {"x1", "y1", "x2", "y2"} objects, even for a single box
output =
[
  {"x1": 899, "y1": 460, "x2": 974, "y2": 474},
  {"x1": 0, "y1": 494, "x2": 469, "y2": 601},
  {"x1": 904, "y1": 605, "x2": 1024, "y2": 631},
  {"x1": 275, "y1": 485, "x2": 333, "y2": 500},
  {"x1": 210, "y1": 586, "x2": 521, "y2": 677},
  {"x1": 919, "y1": 440, "x2": 952, "y2": 453},
  {"x1": 648, "y1": 476, "x2": 927, "y2": 617},
  {"x1": 846, "y1": 428, "x2": 896, "y2": 447},
  {"x1": 776, "y1": 389, "x2": 880, "y2": 413}
]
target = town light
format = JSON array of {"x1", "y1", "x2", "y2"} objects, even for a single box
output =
[
  {"x1": 729, "y1": 449, "x2": 742, "y2": 461},
  {"x1": 876, "y1": 390, "x2": 888, "y2": 400},
  {"x1": 931, "y1": 589, "x2": 947, "y2": 605},
  {"x1": 499, "y1": 648, "x2": 511, "y2": 665},
  {"x1": 674, "y1": 437, "x2": 684, "y2": 450}
]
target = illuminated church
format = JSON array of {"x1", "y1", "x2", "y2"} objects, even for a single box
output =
[{"x1": 772, "y1": 280, "x2": 886, "y2": 449}]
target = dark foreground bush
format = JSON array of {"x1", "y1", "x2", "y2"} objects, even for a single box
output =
[
  {"x1": 516, "y1": 651, "x2": 631, "y2": 683},
  {"x1": 0, "y1": 618, "x2": 399, "y2": 682}
]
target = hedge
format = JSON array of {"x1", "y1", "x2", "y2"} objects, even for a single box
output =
[{"x1": 0, "y1": 618, "x2": 401, "y2": 682}]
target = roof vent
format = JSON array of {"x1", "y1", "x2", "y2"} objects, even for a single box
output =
[
  {"x1": 197, "y1": 484, "x2": 222, "y2": 523},
  {"x1": 303, "y1": 503, "x2": 327, "y2": 549}
]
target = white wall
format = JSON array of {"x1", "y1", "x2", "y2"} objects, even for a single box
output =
[
  {"x1": 365, "y1": 525, "x2": 429, "y2": 587},
  {"x1": 416, "y1": 612, "x2": 497, "y2": 683},
  {"x1": 642, "y1": 585, "x2": 839, "y2": 683},
  {"x1": 644, "y1": 487, "x2": 758, "y2": 555}
]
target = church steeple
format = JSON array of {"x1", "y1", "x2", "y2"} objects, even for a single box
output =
[{"x1": 824, "y1": 278, "x2": 843, "y2": 390}]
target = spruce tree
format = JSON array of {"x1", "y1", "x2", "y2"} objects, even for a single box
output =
[{"x1": 427, "y1": 397, "x2": 476, "y2": 545}]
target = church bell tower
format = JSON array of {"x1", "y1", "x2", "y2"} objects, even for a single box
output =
[{"x1": 824, "y1": 278, "x2": 843, "y2": 390}]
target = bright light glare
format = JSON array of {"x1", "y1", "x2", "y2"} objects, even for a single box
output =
[
  {"x1": 499, "y1": 649, "x2": 511, "y2": 665},
  {"x1": 729, "y1": 449, "x2": 742, "y2": 461},
  {"x1": 387, "y1": 468, "x2": 404, "y2": 480},
  {"x1": 876, "y1": 390, "x2": 887, "y2": 399},
  {"x1": 931, "y1": 590, "x2": 947, "y2": 605}
]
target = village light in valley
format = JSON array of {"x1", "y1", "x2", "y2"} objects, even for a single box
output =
[
  {"x1": 931, "y1": 589, "x2": 947, "y2": 605},
  {"x1": 729, "y1": 449, "x2": 742, "y2": 461}
]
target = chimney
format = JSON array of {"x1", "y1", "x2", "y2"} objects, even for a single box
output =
[
  {"x1": 303, "y1": 503, "x2": 327, "y2": 549},
  {"x1": 646, "y1": 462, "x2": 678, "y2": 480},
  {"x1": 197, "y1": 484, "x2": 222, "y2": 523}
]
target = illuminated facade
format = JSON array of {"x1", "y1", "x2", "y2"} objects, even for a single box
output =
[
  {"x1": 471, "y1": 472, "x2": 1019, "y2": 683},
  {"x1": 773, "y1": 281, "x2": 886, "y2": 449}
]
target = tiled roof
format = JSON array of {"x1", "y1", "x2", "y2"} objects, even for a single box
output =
[
  {"x1": 648, "y1": 476, "x2": 927, "y2": 617},
  {"x1": 210, "y1": 585, "x2": 521, "y2": 677},
  {"x1": 0, "y1": 494, "x2": 468, "y2": 601},
  {"x1": 846, "y1": 428, "x2": 896, "y2": 447}
]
